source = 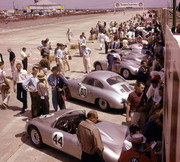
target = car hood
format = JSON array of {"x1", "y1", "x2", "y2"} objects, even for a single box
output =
[{"x1": 97, "y1": 121, "x2": 128, "y2": 159}]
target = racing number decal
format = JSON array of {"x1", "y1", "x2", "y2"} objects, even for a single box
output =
[
  {"x1": 52, "y1": 132, "x2": 64, "y2": 148},
  {"x1": 79, "y1": 85, "x2": 87, "y2": 98}
]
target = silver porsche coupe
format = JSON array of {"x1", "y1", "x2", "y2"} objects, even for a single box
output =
[
  {"x1": 65, "y1": 71, "x2": 134, "y2": 111},
  {"x1": 26, "y1": 109, "x2": 128, "y2": 162}
]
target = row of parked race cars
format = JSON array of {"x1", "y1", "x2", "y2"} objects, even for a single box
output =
[{"x1": 26, "y1": 43, "x2": 149, "y2": 161}]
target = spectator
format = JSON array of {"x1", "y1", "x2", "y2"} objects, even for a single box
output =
[
  {"x1": 66, "y1": 28, "x2": 73, "y2": 42},
  {"x1": 37, "y1": 73, "x2": 49, "y2": 115},
  {"x1": 39, "y1": 52, "x2": 50, "y2": 75},
  {"x1": 119, "y1": 134, "x2": 157, "y2": 162},
  {"x1": 99, "y1": 32, "x2": 105, "y2": 50},
  {"x1": 23, "y1": 66, "x2": 40, "y2": 118},
  {"x1": 146, "y1": 79, "x2": 161, "y2": 112},
  {"x1": 143, "y1": 115, "x2": 163, "y2": 143},
  {"x1": 0, "y1": 64, "x2": 10, "y2": 109},
  {"x1": 56, "y1": 73, "x2": 68, "y2": 110},
  {"x1": 0, "y1": 53, "x2": 4, "y2": 66},
  {"x1": 126, "y1": 82, "x2": 147, "y2": 129},
  {"x1": 137, "y1": 60, "x2": 148, "y2": 84},
  {"x1": 77, "y1": 110, "x2": 104, "y2": 162},
  {"x1": 21, "y1": 47, "x2": 30, "y2": 70},
  {"x1": 56, "y1": 44, "x2": 65, "y2": 76},
  {"x1": 7, "y1": 48, "x2": 16, "y2": 78},
  {"x1": 78, "y1": 35, "x2": 86, "y2": 56},
  {"x1": 63, "y1": 45, "x2": 71, "y2": 71},
  {"x1": 80, "y1": 44, "x2": 92, "y2": 74},
  {"x1": 13, "y1": 63, "x2": 28, "y2": 113}
]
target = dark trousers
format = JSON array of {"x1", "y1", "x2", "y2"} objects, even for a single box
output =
[
  {"x1": 17, "y1": 83, "x2": 27, "y2": 110},
  {"x1": 107, "y1": 55, "x2": 114, "y2": 71},
  {"x1": 22, "y1": 58, "x2": 28, "y2": 70},
  {"x1": 40, "y1": 96, "x2": 49, "y2": 115},
  {"x1": 81, "y1": 152, "x2": 105, "y2": 162},
  {"x1": 30, "y1": 92, "x2": 40, "y2": 118},
  {"x1": 57, "y1": 92, "x2": 66, "y2": 110},
  {"x1": 105, "y1": 41, "x2": 109, "y2": 54}
]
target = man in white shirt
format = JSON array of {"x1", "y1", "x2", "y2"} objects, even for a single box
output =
[
  {"x1": 80, "y1": 44, "x2": 92, "y2": 73},
  {"x1": 122, "y1": 36, "x2": 129, "y2": 48},
  {"x1": 23, "y1": 66, "x2": 40, "y2": 118},
  {"x1": 21, "y1": 47, "x2": 30, "y2": 70},
  {"x1": 13, "y1": 63, "x2": 28, "y2": 113},
  {"x1": 56, "y1": 44, "x2": 65, "y2": 76},
  {"x1": 0, "y1": 64, "x2": 10, "y2": 109},
  {"x1": 99, "y1": 32, "x2": 105, "y2": 50},
  {"x1": 146, "y1": 79, "x2": 162, "y2": 108},
  {"x1": 78, "y1": 35, "x2": 86, "y2": 56}
]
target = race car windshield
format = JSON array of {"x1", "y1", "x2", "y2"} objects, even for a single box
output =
[{"x1": 107, "y1": 76, "x2": 124, "y2": 85}]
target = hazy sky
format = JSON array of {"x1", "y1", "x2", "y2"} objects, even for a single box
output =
[{"x1": 0, "y1": 0, "x2": 180, "y2": 10}]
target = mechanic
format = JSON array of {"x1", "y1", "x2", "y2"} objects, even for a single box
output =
[
  {"x1": 107, "y1": 50, "x2": 122, "y2": 71},
  {"x1": 122, "y1": 125, "x2": 146, "y2": 151},
  {"x1": 13, "y1": 63, "x2": 28, "y2": 114},
  {"x1": 37, "y1": 73, "x2": 49, "y2": 115},
  {"x1": 77, "y1": 110, "x2": 105, "y2": 162},
  {"x1": 23, "y1": 66, "x2": 40, "y2": 118},
  {"x1": 126, "y1": 82, "x2": 147, "y2": 129},
  {"x1": 119, "y1": 134, "x2": 157, "y2": 162}
]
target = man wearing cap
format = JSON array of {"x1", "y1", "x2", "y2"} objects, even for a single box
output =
[
  {"x1": 47, "y1": 66, "x2": 67, "y2": 111},
  {"x1": 23, "y1": 66, "x2": 40, "y2": 118},
  {"x1": 13, "y1": 63, "x2": 28, "y2": 114},
  {"x1": 37, "y1": 73, "x2": 49, "y2": 115},
  {"x1": 80, "y1": 44, "x2": 92, "y2": 74},
  {"x1": 77, "y1": 110, "x2": 104, "y2": 162},
  {"x1": 119, "y1": 134, "x2": 157, "y2": 162},
  {"x1": 7, "y1": 48, "x2": 16, "y2": 78}
]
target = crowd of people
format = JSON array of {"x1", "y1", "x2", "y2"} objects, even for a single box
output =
[
  {"x1": 77, "y1": 11, "x2": 164, "y2": 162},
  {"x1": 0, "y1": 10, "x2": 164, "y2": 162}
]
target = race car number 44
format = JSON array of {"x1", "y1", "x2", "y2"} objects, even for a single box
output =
[{"x1": 52, "y1": 132, "x2": 64, "y2": 148}]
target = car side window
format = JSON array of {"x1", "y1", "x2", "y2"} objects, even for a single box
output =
[
  {"x1": 83, "y1": 77, "x2": 94, "y2": 86},
  {"x1": 94, "y1": 79, "x2": 104, "y2": 89}
]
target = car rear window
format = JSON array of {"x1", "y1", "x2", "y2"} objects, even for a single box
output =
[{"x1": 107, "y1": 76, "x2": 124, "y2": 85}]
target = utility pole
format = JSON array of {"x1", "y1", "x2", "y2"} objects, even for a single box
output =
[{"x1": 173, "y1": 0, "x2": 176, "y2": 29}]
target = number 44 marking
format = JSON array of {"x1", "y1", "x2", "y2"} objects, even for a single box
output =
[{"x1": 52, "y1": 132, "x2": 64, "y2": 148}]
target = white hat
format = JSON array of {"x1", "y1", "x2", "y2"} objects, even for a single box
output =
[{"x1": 81, "y1": 43, "x2": 86, "y2": 47}]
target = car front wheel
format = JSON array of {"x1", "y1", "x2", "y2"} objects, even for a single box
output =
[
  {"x1": 30, "y1": 126, "x2": 43, "y2": 148},
  {"x1": 121, "y1": 68, "x2": 132, "y2": 80},
  {"x1": 98, "y1": 98, "x2": 110, "y2": 112},
  {"x1": 95, "y1": 63, "x2": 102, "y2": 71}
]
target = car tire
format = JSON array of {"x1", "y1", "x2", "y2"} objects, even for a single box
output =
[
  {"x1": 121, "y1": 68, "x2": 132, "y2": 80},
  {"x1": 98, "y1": 98, "x2": 110, "y2": 112},
  {"x1": 95, "y1": 63, "x2": 102, "y2": 71},
  {"x1": 30, "y1": 126, "x2": 43, "y2": 148},
  {"x1": 65, "y1": 88, "x2": 72, "y2": 100}
]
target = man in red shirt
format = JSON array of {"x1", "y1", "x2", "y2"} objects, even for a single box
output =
[
  {"x1": 126, "y1": 82, "x2": 147, "y2": 129},
  {"x1": 119, "y1": 134, "x2": 157, "y2": 162}
]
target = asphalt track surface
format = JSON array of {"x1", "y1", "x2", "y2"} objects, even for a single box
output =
[{"x1": 0, "y1": 10, "x2": 144, "y2": 162}]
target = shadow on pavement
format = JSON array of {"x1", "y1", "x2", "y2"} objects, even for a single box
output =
[
  {"x1": 67, "y1": 98, "x2": 126, "y2": 115},
  {"x1": 16, "y1": 131, "x2": 80, "y2": 162}
]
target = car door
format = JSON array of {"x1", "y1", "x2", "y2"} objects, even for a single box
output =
[
  {"x1": 78, "y1": 77, "x2": 95, "y2": 103},
  {"x1": 51, "y1": 128, "x2": 82, "y2": 160}
]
